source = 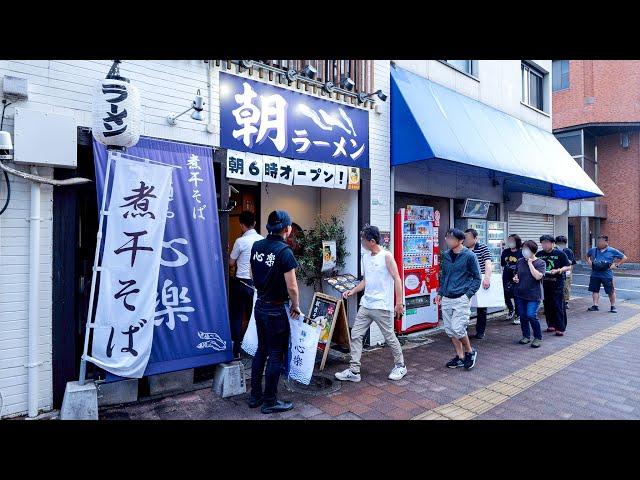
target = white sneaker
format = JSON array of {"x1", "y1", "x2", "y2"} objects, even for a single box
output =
[
  {"x1": 335, "y1": 368, "x2": 361, "y2": 382},
  {"x1": 512, "y1": 316, "x2": 521, "y2": 325},
  {"x1": 388, "y1": 365, "x2": 408, "y2": 381}
]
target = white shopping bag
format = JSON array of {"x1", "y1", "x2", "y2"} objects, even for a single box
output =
[
  {"x1": 240, "y1": 290, "x2": 259, "y2": 356},
  {"x1": 287, "y1": 313, "x2": 323, "y2": 385},
  {"x1": 470, "y1": 273, "x2": 507, "y2": 309}
]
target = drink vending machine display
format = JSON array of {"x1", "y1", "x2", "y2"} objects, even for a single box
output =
[{"x1": 394, "y1": 205, "x2": 440, "y2": 334}]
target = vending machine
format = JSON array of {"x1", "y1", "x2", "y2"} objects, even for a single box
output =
[
  {"x1": 394, "y1": 205, "x2": 440, "y2": 334},
  {"x1": 487, "y1": 221, "x2": 508, "y2": 273}
]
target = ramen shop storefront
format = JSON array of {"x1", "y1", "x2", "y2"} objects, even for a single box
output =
[{"x1": 218, "y1": 70, "x2": 375, "y2": 332}]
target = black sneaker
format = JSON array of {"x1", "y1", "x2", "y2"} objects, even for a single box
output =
[
  {"x1": 248, "y1": 396, "x2": 263, "y2": 409},
  {"x1": 587, "y1": 305, "x2": 599, "y2": 312},
  {"x1": 610, "y1": 306, "x2": 618, "y2": 313},
  {"x1": 446, "y1": 356, "x2": 465, "y2": 369},
  {"x1": 464, "y1": 349, "x2": 478, "y2": 370},
  {"x1": 261, "y1": 400, "x2": 294, "y2": 414},
  {"x1": 474, "y1": 333, "x2": 485, "y2": 340}
]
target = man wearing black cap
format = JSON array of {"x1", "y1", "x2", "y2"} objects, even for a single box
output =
[{"x1": 248, "y1": 210, "x2": 301, "y2": 414}]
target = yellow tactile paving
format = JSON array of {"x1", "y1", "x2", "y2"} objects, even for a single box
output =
[{"x1": 412, "y1": 310, "x2": 640, "y2": 420}]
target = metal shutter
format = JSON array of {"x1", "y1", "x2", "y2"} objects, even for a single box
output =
[{"x1": 507, "y1": 211, "x2": 555, "y2": 245}]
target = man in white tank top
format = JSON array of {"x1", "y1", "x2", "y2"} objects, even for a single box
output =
[{"x1": 335, "y1": 225, "x2": 407, "y2": 383}]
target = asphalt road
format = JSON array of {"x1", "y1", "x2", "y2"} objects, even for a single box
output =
[{"x1": 571, "y1": 266, "x2": 640, "y2": 304}]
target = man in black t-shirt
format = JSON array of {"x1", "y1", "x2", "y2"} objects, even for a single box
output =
[
  {"x1": 537, "y1": 235, "x2": 571, "y2": 335},
  {"x1": 248, "y1": 210, "x2": 301, "y2": 414}
]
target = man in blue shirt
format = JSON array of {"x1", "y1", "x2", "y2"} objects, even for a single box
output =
[
  {"x1": 248, "y1": 210, "x2": 301, "y2": 414},
  {"x1": 586, "y1": 235, "x2": 627, "y2": 313}
]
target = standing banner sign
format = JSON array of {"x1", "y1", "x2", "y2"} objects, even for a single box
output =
[
  {"x1": 94, "y1": 138, "x2": 233, "y2": 377},
  {"x1": 85, "y1": 155, "x2": 172, "y2": 378}
]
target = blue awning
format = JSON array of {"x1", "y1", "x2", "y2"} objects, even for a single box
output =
[{"x1": 391, "y1": 66, "x2": 603, "y2": 200}]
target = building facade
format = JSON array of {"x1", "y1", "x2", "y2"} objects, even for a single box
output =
[
  {"x1": 553, "y1": 60, "x2": 640, "y2": 262},
  {"x1": 0, "y1": 60, "x2": 391, "y2": 418},
  {"x1": 390, "y1": 60, "x2": 573, "y2": 253}
]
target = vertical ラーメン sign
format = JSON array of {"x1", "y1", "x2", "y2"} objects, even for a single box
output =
[
  {"x1": 219, "y1": 72, "x2": 369, "y2": 169},
  {"x1": 85, "y1": 155, "x2": 172, "y2": 378}
]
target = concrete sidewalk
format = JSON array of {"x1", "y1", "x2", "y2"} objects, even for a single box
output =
[{"x1": 99, "y1": 296, "x2": 640, "y2": 420}]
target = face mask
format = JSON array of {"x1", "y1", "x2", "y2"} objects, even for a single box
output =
[
  {"x1": 522, "y1": 248, "x2": 533, "y2": 259},
  {"x1": 507, "y1": 241, "x2": 516, "y2": 249},
  {"x1": 557, "y1": 244, "x2": 566, "y2": 249}
]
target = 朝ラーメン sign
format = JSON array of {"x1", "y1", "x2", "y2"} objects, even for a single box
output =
[{"x1": 219, "y1": 71, "x2": 370, "y2": 169}]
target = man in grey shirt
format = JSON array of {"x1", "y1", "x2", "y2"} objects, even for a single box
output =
[{"x1": 435, "y1": 228, "x2": 482, "y2": 370}]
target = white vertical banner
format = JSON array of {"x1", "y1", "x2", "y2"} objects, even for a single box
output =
[{"x1": 85, "y1": 155, "x2": 173, "y2": 378}]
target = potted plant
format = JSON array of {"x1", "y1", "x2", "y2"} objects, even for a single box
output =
[{"x1": 295, "y1": 204, "x2": 350, "y2": 292}]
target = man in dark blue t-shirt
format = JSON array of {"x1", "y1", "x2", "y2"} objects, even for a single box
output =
[
  {"x1": 586, "y1": 235, "x2": 627, "y2": 313},
  {"x1": 248, "y1": 210, "x2": 301, "y2": 414}
]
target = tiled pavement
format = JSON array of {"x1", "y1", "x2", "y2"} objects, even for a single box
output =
[{"x1": 100, "y1": 296, "x2": 640, "y2": 420}]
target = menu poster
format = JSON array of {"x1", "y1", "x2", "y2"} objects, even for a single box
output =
[{"x1": 321, "y1": 240, "x2": 337, "y2": 272}]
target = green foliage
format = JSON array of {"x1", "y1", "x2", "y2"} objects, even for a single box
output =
[{"x1": 295, "y1": 204, "x2": 350, "y2": 288}]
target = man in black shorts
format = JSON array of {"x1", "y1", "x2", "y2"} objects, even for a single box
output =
[{"x1": 586, "y1": 235, "x2": 627, "y2": 313}]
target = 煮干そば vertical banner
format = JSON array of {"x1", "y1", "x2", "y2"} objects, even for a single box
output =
[
  {"x1": 85, "y1": 154, "x2": 172, "y2": 378},
  {"x1": 93, "y1": 138, "x2": 233, "y2": 378}
]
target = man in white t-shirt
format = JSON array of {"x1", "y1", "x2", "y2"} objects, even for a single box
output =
[
  {"x1": 335, "y1": 225, "x2": 407, "y2": 383},
  {"x1": 229, "y1": 211, "x2": 263, "y2": 359}
]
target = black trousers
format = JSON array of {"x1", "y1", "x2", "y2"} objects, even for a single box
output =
[
  {"x1": 475, "y1": 307, "x2": 488, "y2": 335},
  {"x1": 543, "y1": 286, "x2": 567, "y2": 332},
  {"x1": 503, "y1": 282, "x2": 519, "y2": 315},
  {"x1": 250, "y1": 301, "x2": 290, "y2": 405},
  {"x1": 229, "y1": 277, "x2": 254, "y2": 357}
]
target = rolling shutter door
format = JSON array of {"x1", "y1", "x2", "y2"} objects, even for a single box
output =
[{"x1": 507, "y1": 211, "x2": 555, "y2": 244}]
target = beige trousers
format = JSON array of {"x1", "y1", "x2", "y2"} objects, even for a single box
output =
[{"x1": 349, "y1": 306, "x2": 404, "y2": 373}]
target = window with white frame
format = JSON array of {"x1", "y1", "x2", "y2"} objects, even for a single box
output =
[
  {"x1": 552, "y1": 60, "x2": 570, "y2": 91},
  {"x1": 521, "y1": 62, "x2": 545, "y2": 111},
  {"x1": 443, "y1": 60, "x2": 474, "y2": 76}
]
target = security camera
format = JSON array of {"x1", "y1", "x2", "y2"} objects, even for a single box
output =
[{"x1": 0, "y1": 131, "x2": 13, "y2": 160}]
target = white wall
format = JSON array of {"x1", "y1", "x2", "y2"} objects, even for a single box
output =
[
  {"x1": 393, "y1": 60, "x2": 552, "y2": 132},
  {"x1": 320, "y1": 188, "x2": 359, "y2": 326}
]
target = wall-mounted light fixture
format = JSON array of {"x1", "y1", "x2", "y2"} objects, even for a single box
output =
[
  {"x1": 339, "y1": 75, "x2": 355, "y2": 91},
  {"x1": 323, "y1": 81, "x2": 335, "y2": 93},
  {"x1": 285, "y1": 64, "x2": 318, "y2": 84},
  {"x1": 357, "y1": 89, "x2": 388, "y2": 104},
  {"x1": 167, "y1": 89, "x2": 206, "y2": 126}
]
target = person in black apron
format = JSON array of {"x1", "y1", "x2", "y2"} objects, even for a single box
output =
[{"x1": 248, "y1": 210, "x2": 302, "y2": 414}]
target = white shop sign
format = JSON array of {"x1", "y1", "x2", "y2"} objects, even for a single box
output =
[{"x1": 226, "y1": 149, "x2": 355, "y2": 190}]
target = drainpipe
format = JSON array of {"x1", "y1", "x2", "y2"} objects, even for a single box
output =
[
  {"x1": 206, "y1": 60, "x2": 214, "y2": 135},
  {"x1": 27, "y1": 165, "x2": 41, "y2": 418}
]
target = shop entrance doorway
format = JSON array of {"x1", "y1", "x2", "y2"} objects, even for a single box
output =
[{"x1": 227, "y1": 182, "x2": 261, "y2": 339}]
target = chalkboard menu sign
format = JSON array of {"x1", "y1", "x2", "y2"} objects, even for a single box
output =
[{"x1": 308, "y1": 292, "x2": 351, "y2": 370}]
